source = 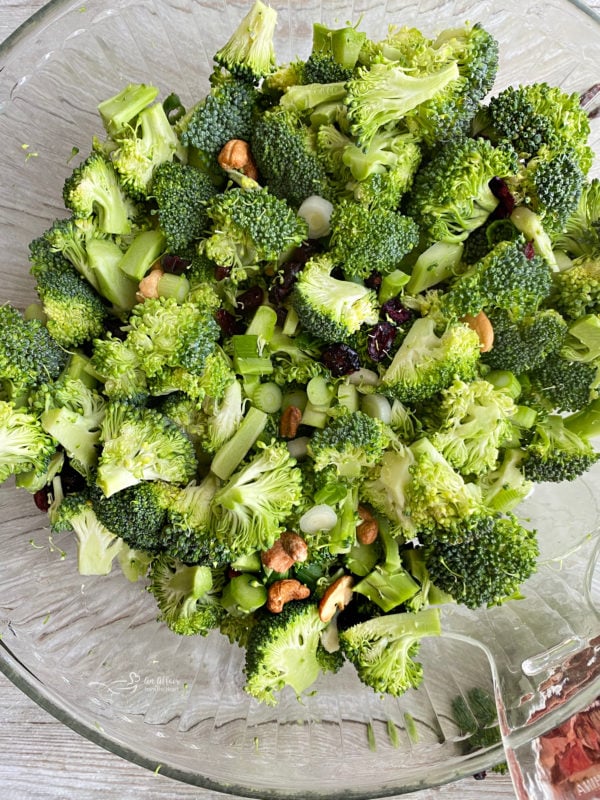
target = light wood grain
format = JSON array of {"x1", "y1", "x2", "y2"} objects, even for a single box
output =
[{"x1": 0, "y1": 1, "x2": 596, "y2": 798}]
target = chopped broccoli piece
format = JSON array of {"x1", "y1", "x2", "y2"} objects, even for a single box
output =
[
  {"x1": 97, "y1": 401, "x2": 197, "y2": 496},
  {"x1": 51, "y1": 490, "x2": 125, "y2": 575},
  {"x1": 0, "y1": 400, "x2": 57, "y2": 485},
  {"x1": 211, "y1": 440, "x2": 302, "y2": 555},
  {"x1": 482, "y1": 308, "x2": 568, "y2": 374},
  {"x1": 552, "y1": 178, "x2": 600, "y2": 258},
  {"x1": 529, "y1": 353, "x2": 599, "y2": 413},
  {"x1": 89, "y1": 335, "x2": 149, "y2": 403},
  {"x1": 523, "y1": 413, "x2": 599, "y2": 482},
  {"x1": 550, "y1": 256, "x2": 600, "y2": 320},
  {"x1": 339, "y1": 608, "x2": 441, "y2": 696},
  {"x1": 148, "y1": 554, "x2": 224, "y2": 636},
  {"x1": 151, "y1": 161, "x2": 219, "y2": 252},
  {"x1": 406, "y1": 137, "x2": 518, "y2": 244},
  {"x1": 213, "y1": 0, "x2": 277, "y2": 81},
  {"x1": 479, "y1": 448, "x2": 533, "y2": 513},
  {"x1": 97, "y1": 82, "x2": 159, "y2": 139},
  {"x1": 379, "y1": 316, "x2": 481, "y2": 404},
  {"x1": 291, "y1": 254, "x2": 379, "y2": 343},
  {"x1": 62, "y1": 152, "x2": 134, "y2": 235},
  {"x1": 307, "y1": 411, "x2": 390, "y2": 480},
  {"x1": 328, "y1": 201, "x2": 419, "y2": 280},
  {"x1": 244, "y1": 600, "x2": 327, "y2": 705},
  {"x1": 423, "y1": 513, "x2": 538, "y2": 608}
]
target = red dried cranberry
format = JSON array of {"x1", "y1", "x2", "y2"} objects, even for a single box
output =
[
  {"x1": 215, "y1": 265, "x2": 232, "y2": 281},
  {"x1": 215, "y1": 309, "x2": 243, "y2": 337},
  {"x1": 60, "y1": 462, "x2": 87, "y2": 495},
  {"x1": 236, "y1": 286, "x2": 264, "y2": 314},
  {"x1": 489, "y1": 177, "x2": 515, "y2": 217},
  {"x1": 268, "y1": 243, "x2": 318, "y2": 304},
  {"x1": 162, "y1": 253, "x2": 191, "y2": 274},
  {"x1": 365, "y1": 271, "x2": 383, "y2": 290},
  {"x1": 381, "y1": 298, "x2": 415, "y2": 326},
  {"x1": 321, "y1": 343, "x2": 361, "y2": 376},
  {"x1": 523, "y1": 241, "x2": 536, "y2": 260},
  {"x1": 275, "y1": 306, "x2": 288, "y2": 328},
  {"x1": 367, "y1": 322, "x2": 396, "y2": 362},
  {"x1": 33, "y1": 488, "x2": 51, "y2": 512}
]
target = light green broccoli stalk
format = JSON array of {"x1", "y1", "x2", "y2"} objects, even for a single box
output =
[{"x1": 213, "y1": 0, "x2": 278, "y2": 81}]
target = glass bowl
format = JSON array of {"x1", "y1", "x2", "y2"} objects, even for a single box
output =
[{"x1": 1, "y1": 1, "x2": 600, "y2": 797}]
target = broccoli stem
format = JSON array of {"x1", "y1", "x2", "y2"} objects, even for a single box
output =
[
  {"x1": 564, "y1": 398, "x2": 600, "y2": 440},
  {"x1": 97, "y1": 83, "x2": 159, "y2": 138},
  {"x1": 312, "y1": 22, "x2": 366, "y2": 68},
  {"x1": 118, "y1": 229, "x2": 166, "y2": 281},
  {"x1": 405, "y1": 241, "x2": 464, "y2": 295},
  {"x1": 210, "y1": 406, "x2": 268, "y2": 480}
]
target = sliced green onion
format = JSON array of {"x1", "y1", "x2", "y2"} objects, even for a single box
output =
[
  {"x1": 379, "y1": 269, "x2": 410, "y2": 304},
  {"x1": 297, "y1": 195, "x2": 334, "y2": 239},
  {"x1": 306, "y1": 375, "x2": 335, "y2": 407},
  {"x1": 485, "y1": 370, "x2": 522, "y2": 399},
  {"x1": 157, "y1": 272, "x2": 190, "y2": 302},
  {"x1": 299, "y1": 504, "x2": 338, "y2": 534},
  {"x1": 286, "y1": 436, "x2": 310, "y2": 460},
  {"x1": 337, "y1": 382, "x2": 359, "y2": 412},
  {"x1": 252, "y1": 381, "x2": 283, "y2": 413},
  {"x1": 360, "y1": 393, "x2": 392, "y2": 424}
]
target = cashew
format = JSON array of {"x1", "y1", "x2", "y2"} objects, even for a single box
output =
[
  {"x1": 137, "y1": 264, "x2": 163, "y2": 301},
  {"x1": 280, "y1": 405, "x2": 303, "y2": 439},
  {"x1": 267, "y1": 579, "x2": 310, "y2": 613},
  {"x1": 318, "y1": 575, "x2": 354, "y2": 623},
  {"x1": 218, "y1": 139, "x2": 259, "y2": 181},
  {"x1": 356, "y1": 505, "x2": 379, "y2": 545},
  {"x1": 462, "y1": 310, "x2": 494, "y2": 353},
  {"x1": 261, "y1": 532, "x2": 308, "y2": 573}
]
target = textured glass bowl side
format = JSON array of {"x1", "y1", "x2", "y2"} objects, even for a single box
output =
[{"x1": 1, "y1": 1, "x2": 600, "y2": 798}]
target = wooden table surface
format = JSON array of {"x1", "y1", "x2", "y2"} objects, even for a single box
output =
[{"x1": 0, "y1": 1, "x2": 597, "y2": 798}]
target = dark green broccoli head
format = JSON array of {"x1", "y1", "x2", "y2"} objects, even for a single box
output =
[
  {"x1": 406, "y1": 136, "x2": 518, "y2": 244},
  {"x1": 244, "y1": 600, "x2": 326, "y2": 705},
  {"x1": 291, "y1": 254, "x2": 379, "y2": 344},
  {"x1": 90, "y1": 480, "x2": 171, "y2": 552},
  {"x1": 302, "y1": 52, "x2": 355, "y2": 84},
  {"x1": 482, "y1": 308, "x2": 568, "y2": 374},
  {"x1": 251, "y1": 107, "x2": 333, "y2": 208},
  {"x1": 151, "y1": 161, "x2": 219, "y2": 253},
  {"x1": 329, "y1": 201, "x2": 419, "y2": 280},
  {"x1": 308, "y1": 411, "x2": 391, "y2": 480},
  {"x1": 203, "y1": 186, "x2": 308, "y2": 268},
  {"x1": 423, "y1": 513, "x2": 539, "y2": 608},
  {"x1": 442, "y1": 238, "x2": 553, "y2": 320},
  {"x1": 339, "y1": 608, "x2": 441, "y2": 696},
  {"x1": 0, "y1": 304, "x2": 68, "y2": 402},
  {"x1": 523, "y1": 414, "x2": 599, "y2": 482},
  {"x1": 530, "y1": 354, "x2": 598, "y2": 413}
]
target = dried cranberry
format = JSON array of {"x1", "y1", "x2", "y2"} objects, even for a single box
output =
[
  {"x1": 161, "y1": 253, "x2": 191, "y2": 274},
  {"x1": 60, "y1": 462, "x2": 87, "y2": 495},
  {"x1": 523, "y1": 241, "x2": 536, "y2": 260},
  {"x1": 33, "y1": 487, "x2": 51, "y2": 512},
  {"x1": 236, "y1": 286, "x2": 264, "y2": 314},
  {"x1": 275, "y1": 306, "x2": 288, "y2": 328},
  {"x1": 489, "y1": 177, "x2": 515, "y2": 217},
  {"x1": 215, "y1": 265, "x2": 232, "y2": 281},
  {"x1": 215, "y1": 309, "x2": 243, "y2": 337},
  {"x1": 367, "y1": 322, "x2": 396, "y2": 362},
  {"x1": 321, "y1": 343, "x2": 361, "y2": 376},
  {"x1": 365, "y1": 270, "x2": 382, "y2": 290},
  {"x1": 268, "y1": 243, "x2": 317, "y2": 304},
  {"x1": 331, "y1": 265, "x2": 346, "y2": 280},
  {"x1": 473, "y1": 772, "x2": 487, "y2": 781},
  {"x1": 381, "y1": 298, "x2": 415, "y2": 326}
]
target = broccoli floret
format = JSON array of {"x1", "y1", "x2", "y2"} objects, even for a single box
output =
[
  {"x1": 62, "y1": 152, "x2": 135, "y2": 235},
  {"x1": 0, "y1": 400, "x2": 57, "y2": 485},
  {"x1": 90, "y1": 480, "x2": 171, "y2": 553},
  {"x1": 522, "y1": 413, "x2": 599, "y2": 482},
  {"x1": 0, "y1": 304, "x2": 67, "y2": 402},
  {"x1": 160, "y1": 474, "x2": 224, "y2": 564},
  {"x1": 307, "y1": 411, "x2": 390, "y2": 480},
  {"x1": 478, "y1": 448, "x2": 533, "y2": 513},
  {"x1": 473, "y1": 83, "x2": 593, "y2": 173},
  {"x1": 379, "y1": 316, "x2": 481, "y2": 404},
  {"x1": 339, "y1": 607, "x2": 441, "y2": 696},
  {"x1": 178, "y1": 74, "x2": 259, "y2": 175},
  {"x1": 213, "y1": 0, "x2": 277, "y2": 81},
  {"x1": 251, "y1": 107, "x2": 333, "y2": 208},
  {"x1": 97, "y1": 82, "x2": 160, "y2": 139},
  {"x1": 529, "y1": 353, "x2": 598, "y2": 413},
  {"x1": 406, "y1": 137, "x2": 518, "y2": 244},
  {"x1": 151, "y1": 161, "x2": 219, "y2": 253},
  {"x1": 361, "y1": 446, "x2": 419, "y2": 537},
  {"x1": 482, "y1": 308, "x2": 568, "y2": 374},
  {"x1": 125, "y1": 296, "x2": 220, "y2": 380},
  {"x1": 423, "y1": 513, "x2": 538, "y2": 608},
  {"x1": 89, "y1": 335, "x2": 149, "y2": 402},
  {"x1": 426, "y1": 378, "x2": 517, "y2": 476},
  {"x1": 461, "y1": 217, "x2": 519, "y2": 266},
  {"x1": 203, "y1": 187, "x2": 308, "y2": 269},
  {"x1": 291, "y1": 254, "x2": 379, "y2": 343},
  {"x1": 244, "y1": 600, "x2": 327, "y2": 705},
  {"x1": 51, "y1": 489, "x2": 125, "y2": 575},
  {"x1": 550, "y1": 256, "x2": 600, "y2": 320},
  {"x1": 148, "y1": 347, "x2": 235, "y2": 408},
  {"x1": 301, "y1": 52, "x2": 355, "y2": 85},
  {"x1": 32, "y1": 377, "x2": 106, "y2": 478},
  {"x1": 442, "y1": 238, "x2": 552, "y2": 320},
  {"x1": 110, "y1": 101, "x2": 183, "y2": 199},
  {"x1": 328, "y1": 201, "x2": 419, "y2": 280},
  {"x1": 34, "y1": 262, "x2": 108, "y2": 347},
  {"x1": 197, "y1": 378, "x2": 245, "y2": 454},
  {"x1": 97, "y1": 401, "x2": 197, "y2": 496},
  {"x1": 552, "y1": 178, "x2": 600, "y2": 258},
  {"x1": 508, "y1": 146, "x2": 585, "y2": 235},
  {"x1": 148, "y1": 554, "x2": 224, "y2": 636},
  {"x1": 211, "y1": 440, "x2": 303, "y2": 555},
  {"x1": 345, "y1": 58, "x2": 460, "y2": 149},
  {"x1": 218, "y1": 611, "x2": 258, "y2": 648},
  {"x1": 405, "y1": 23, "x2": 499, "y2": 146}
]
